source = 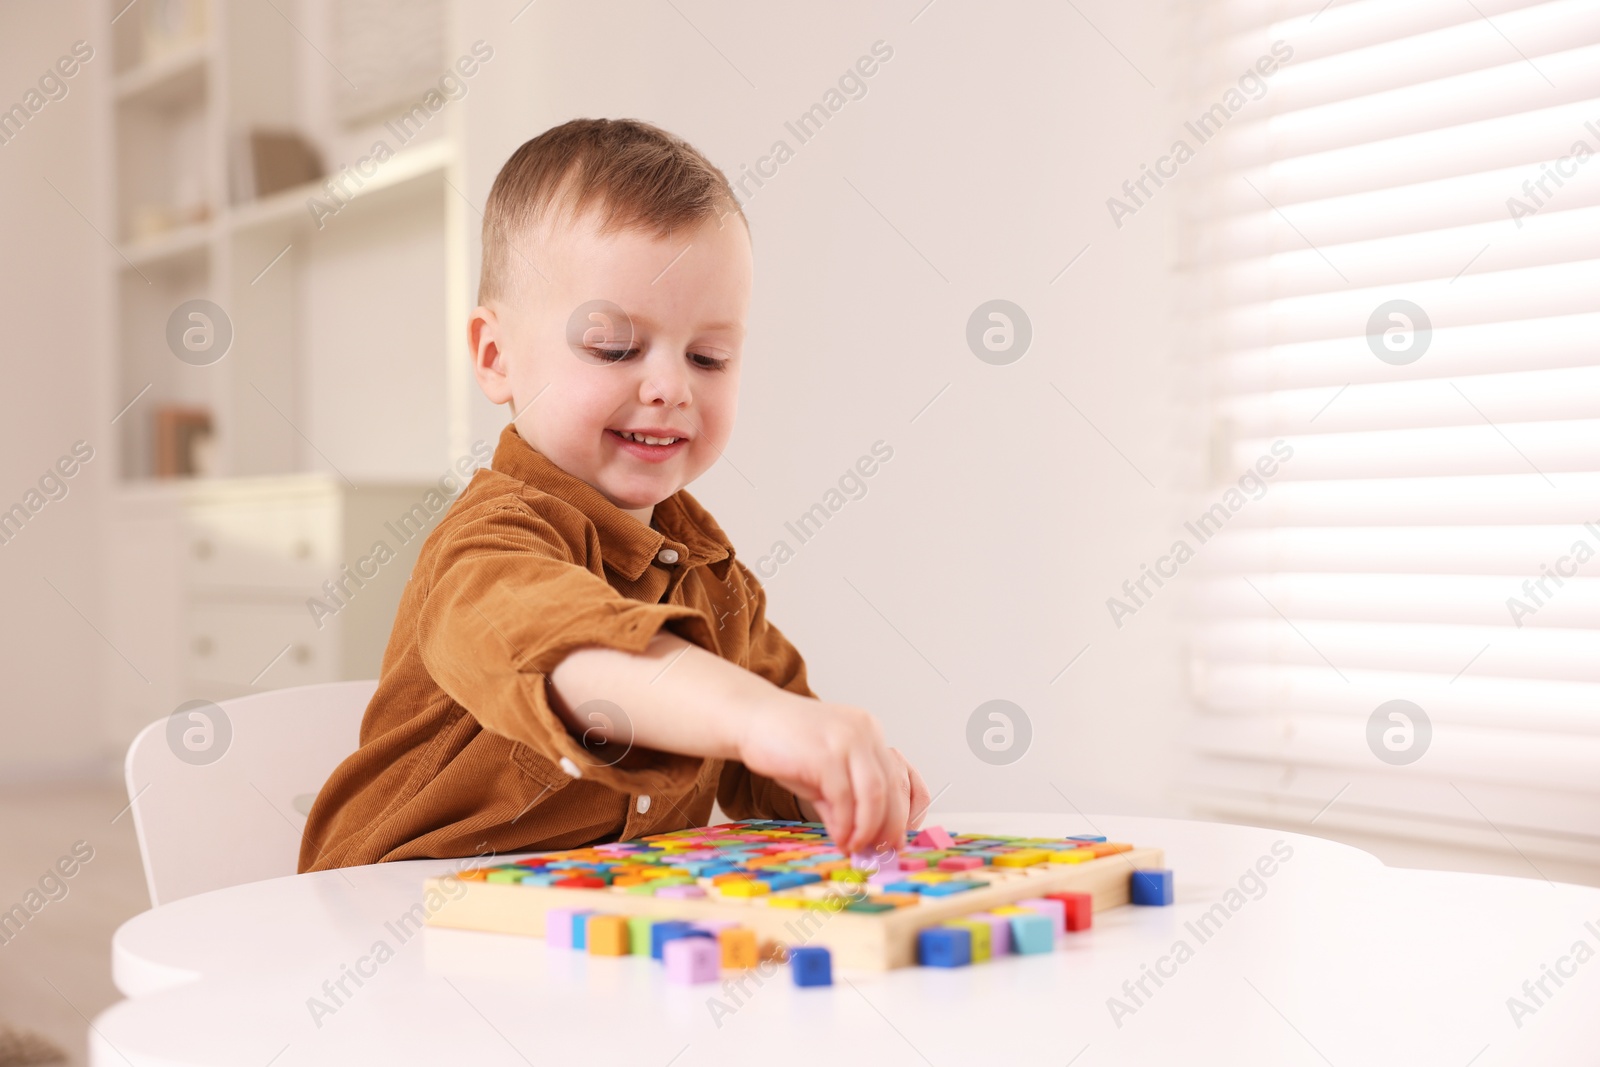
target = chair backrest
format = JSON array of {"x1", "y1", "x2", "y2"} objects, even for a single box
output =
[{"x1": 124, "y1": 679, "x2": 376, "y2": 906}]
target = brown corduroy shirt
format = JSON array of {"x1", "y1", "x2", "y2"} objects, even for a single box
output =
[{"x1": 298, "y1": 423, "x2": 813, "y2": 872}]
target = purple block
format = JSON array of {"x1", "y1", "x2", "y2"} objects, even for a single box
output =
[
  {"x1": 971, "y1": 912, "x2": 1012, "y2": 955},
  {"x1": 656, "y1": 884, "x2": 707, "y2": 899},
  {"x1": 1018, "y1": 897, "x2": 1066, "y2": 936},
  {"x1": 545, "y1": 908, "x2": 594, "y2": 950},
  {"x1": 664, "y1": 936, "x2": 722, "y2": 984}
]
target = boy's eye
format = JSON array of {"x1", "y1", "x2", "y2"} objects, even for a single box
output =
[{"x1": 585, "y1": 347, "x2": 728, "y2": 371}]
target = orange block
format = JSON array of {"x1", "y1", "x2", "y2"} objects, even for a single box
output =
[
  {"x1": 586, "y1": 915, "x2": 631, "y2": 956},
  {"x1": 870, "y1": 893, "x2": 922, "y2": 908},
  {"x1": 719, "y1": 927, "x2": 758, "y2": 969},
  {"x1": 1089, "y1": 842, "x2": 1134, "y2": 858}
]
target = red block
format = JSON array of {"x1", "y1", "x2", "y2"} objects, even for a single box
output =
[
  {"x1": 1047, "y1": 891, "x2": 1093, "y2": 931},
  {"x1": 553, "y1": 875, "x2": 607, "y2": 889}
]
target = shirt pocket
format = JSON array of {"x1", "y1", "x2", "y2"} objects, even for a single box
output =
[{"x1": 507, "y1": 739, "x2": 575, "y2": 793}]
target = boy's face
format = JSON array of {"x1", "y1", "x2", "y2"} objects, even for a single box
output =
[{"x1": 471, "y1": 205, "x2": 752, "y2": 525}]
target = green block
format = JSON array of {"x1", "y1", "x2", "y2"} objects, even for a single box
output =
[
  {"x1": 628, "y1": 916, "x2": 655, "y2": 955},
  {"x1": 625, "y1": 883, "x2": 659, "y2": 895},
  {"x1": 486, "y1": 869, "x2": 526, "y2": 884},
  {"x1": 944, "y1": 919, "x2": 992, "y2": 962},
  {"x1": 844, "y1": 901, "x2": 896, "y2": 914}
]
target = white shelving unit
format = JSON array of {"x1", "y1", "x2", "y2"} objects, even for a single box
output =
[{"x1": 101, "y1": 0, "x2": 473, "y2": 755}]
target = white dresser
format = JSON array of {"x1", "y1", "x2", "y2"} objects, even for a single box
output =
[{"x1": 103, "y1": 474, "x2": 440, "y2": 753}]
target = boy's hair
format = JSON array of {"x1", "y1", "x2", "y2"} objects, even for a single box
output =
[{"x1": 477, "y1": 117, "x2": 747, "y2": 306}]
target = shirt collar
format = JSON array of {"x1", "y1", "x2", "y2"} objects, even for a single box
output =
[{"x1": 491, "y1": 423, "x2": 736, "y2": 583}]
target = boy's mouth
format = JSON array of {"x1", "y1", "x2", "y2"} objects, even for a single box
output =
[{"x1": 607, "y1": 428, "x2": 688, "y2": 461}]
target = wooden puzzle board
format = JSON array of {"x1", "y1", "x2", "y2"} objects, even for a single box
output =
[{"x1": 423, "y1": 821, "x2": 1166, "y2": 970}]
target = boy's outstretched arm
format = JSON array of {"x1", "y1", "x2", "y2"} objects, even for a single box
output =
[{"x1": 548, "y1": 630, "x2": 926, "y2": 855}]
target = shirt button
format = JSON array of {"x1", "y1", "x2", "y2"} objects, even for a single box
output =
[
  {"x1": 559, "y1": 757, "x2": 582, "y2": 778},
  {"x1": 636, "y1": 794, "x2": 652, "y2": 814},
  {"x1": 657, "y1": 547, "x2": 680, "y2": 565}
]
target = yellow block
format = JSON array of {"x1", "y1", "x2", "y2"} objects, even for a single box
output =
[
  {"x1": 991, "y1": 905, "x2": 1030, "y2": 915},
  {"x1": 829, "y1": 869, "x2": 868, "y2": 882},
  {"x1": 766, "y1": 897, "x2": 807, "y2": 908},
  {"x1": 586, "y1": 915, "x2": 631, "y2": 956},
  {"x1": 993, "y1": 849, "x2": 1049, "y2": 867},
  {"x1": 906, "y1": 871, "x2": 953, "y2": 884},
  {"x1": 719, "y1": 880, "x2": 771, "y2": 898},
  {"x1": 944, "y1": 919, "x2": 992, "y2": 963},
  {"x1": 719, "y1": 927, "x2": 758, "y2": 969},
  {"x1": 1048, "y1": 850, "x2": 1094, "y2": 863}
]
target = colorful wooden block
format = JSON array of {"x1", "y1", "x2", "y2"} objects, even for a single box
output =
[
  {"x1": 664, "y1": 936, "x2": 721, "y2": 984},
  {"x1": 545, "y1": 908, "x2": 594, "y2": 950},
  {"x1": 649, "y1": 920, "x2": 704, "y2": 959},
  {"x1": 969, "y1": 912, "x2": 1012, "y2": 955},
  {"x1": 912, "y1": 826, "x2": 954, "y2": 849},
  {"x1": 938, "y1": 856, "x2": 984, "y2": 871},
  {"x1": 627, "y1": 916, "x2": 655, "y2": 955},
  {"x1": 719, "y1": 927, "x2": 758, "y2": 969},
  {"x1": 1009, "y1": 912, "x2": 1053, "y2": 954},
  {"x1": 943, "y1": 919, "x2": 992, "y2": 963},
  {"x1": 586, "y1": 915, "x2": 631, "y2": 955},
  {"x1": 1131, "y1": 869, "x2": 1174, "y2": 906},
  {"x1": 918, "y1": 926, "x2": 971, "y2": 967},
  {"x1": 1045, "y1": 891, "x2": 1094, "y2": 931},
  {"x1": 1017, "y1": 897, "x2": 1066, "y2": 936},
  {"x1": 789, "y1": 946, "x2": 833, "y2": 987}
]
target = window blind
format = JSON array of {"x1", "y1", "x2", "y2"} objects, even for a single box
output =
[{"x1": 1183, "y1": 0, "x2": 1600, "y2": 863}]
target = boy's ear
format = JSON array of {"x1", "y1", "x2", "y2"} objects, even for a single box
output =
[{"x1": 469, "y1": 304, "x2": 513, "y2": 405}]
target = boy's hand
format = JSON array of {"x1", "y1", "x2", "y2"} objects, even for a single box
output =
[{"x1": 735, "y1": 695, "x2": 931, "y2": 854}]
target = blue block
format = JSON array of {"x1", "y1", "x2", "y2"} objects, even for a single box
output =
[
  {"x1": 917, "y1": 926, "x2": 972, "y2": 967},
  {"x1": 1009, "y1": 913, "x2": 1054, "y2": 954},
  {"x1": 764, "y1": 873, "x2": 814, "y2": 892},
  {"x1": 1130, "y1": 869, "x2": 1175, "y2": 906},
  {"x1": 1066, "y1": 834, "x2": 1108, "y2": 843},
  {"x1": 789, "y1": 946, "x2": 833, "y2": 987},
  {"x1": 573, "y1": 912, "x2": 592, "y2": 950},
  {"x1": 518, "y1": 872, "x2": 558, "y2": 886},
  {"x1": 883, "y1": 881, "x2": 926, "y2": 895},
  {"x1": 650, "y1": 921, "x2": 708, "y2": 959},
  {"x1": 920, "y1": 880, "x2": 983, "y2": 897}
]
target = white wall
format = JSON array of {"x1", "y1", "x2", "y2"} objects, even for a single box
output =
[
  {"x1": 0, "y1": 0, "x2": 112, "y2": 779},
  {"x1": 455, "y1": 0, "x2": 1201, "y2": 817}
]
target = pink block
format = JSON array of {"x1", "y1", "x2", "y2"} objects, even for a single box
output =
[
  {"x1": 1018, "y1": 897, "x2": 1066, "y2": 936},
  {"x1": 896, "y1": 856, "x2": 928, "y2": 872},
  {"x1": 912, "y1": 826, "x2": 954, "y2": 849},
  {"x1": 664, "y1": 936, "x2": 722, "y2": 984},
  {"x1": 938, "y1": 856, "x2": 983, "y2": 871},
  {"x1": 656, "y1": 884, "x2": 707, "y2": 899},
  {"x1": 851, "y1": 848, "x2": 899, "y2": 875},
  {"x1": 970, "y1": 912, "x2": 1011, "y2": 955},
  {"x1": 545, "y1": 908, "x2": 593, "y2": 950}
]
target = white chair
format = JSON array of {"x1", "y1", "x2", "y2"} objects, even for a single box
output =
[{"x1": 123, "y1": 679, "x2": 375, "y2": 907}]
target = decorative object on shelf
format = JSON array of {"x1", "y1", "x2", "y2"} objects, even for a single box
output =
[
  {"x1": 141, "y1": 0, "x2": 209, "y2": 63},
  {"x1": 229, "y1": 127, "x2": 325, "y2": 204},
  {"x1": 154, "y1": 405, "x2": 214, "y2": 478},
  {"x1": 329, "y1": 0, "x2": 446, "y2": 126}
]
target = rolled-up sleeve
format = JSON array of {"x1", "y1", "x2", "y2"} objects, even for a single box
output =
[
  {"x1": 416, "y1": 501, "x2": 709, "y2": 798},
  {"x1": 717, "y1": 559, "x2": 815, "y2": 821}
]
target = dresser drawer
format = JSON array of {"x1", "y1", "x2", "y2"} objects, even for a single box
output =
[
  {"x1": 182, "y1": 497, "x2": 337, "y2": 591},
  {"x1": 185, "y1": 598, "x2": 337, "y2": 689}
]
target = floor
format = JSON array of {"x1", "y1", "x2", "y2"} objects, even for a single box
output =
[{"x1": 0, "y1": 783, "x2": 149, "y2": 1067}]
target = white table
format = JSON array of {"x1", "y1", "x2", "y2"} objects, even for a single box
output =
[{"x1": 94, "y1": 813, "x2": 1600, "y2": 1065}]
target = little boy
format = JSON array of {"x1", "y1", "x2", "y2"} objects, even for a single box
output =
[{"x1": 300, "y1": 119, "x2": 928, "y2": 873}]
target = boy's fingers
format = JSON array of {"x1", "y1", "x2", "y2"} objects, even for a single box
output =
[
  {"x1": 882, "y1": 753, "x2": 910, "y2": 853},
  {"x1": 819, "y1": 759, "x2": 856, "y2": 852},
  {"x1": 902, "y1": 754, "x2": 932, "y2": 828},
  {"x1": 847, "y1": 746, "x2": 889, "y2": 855}
]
